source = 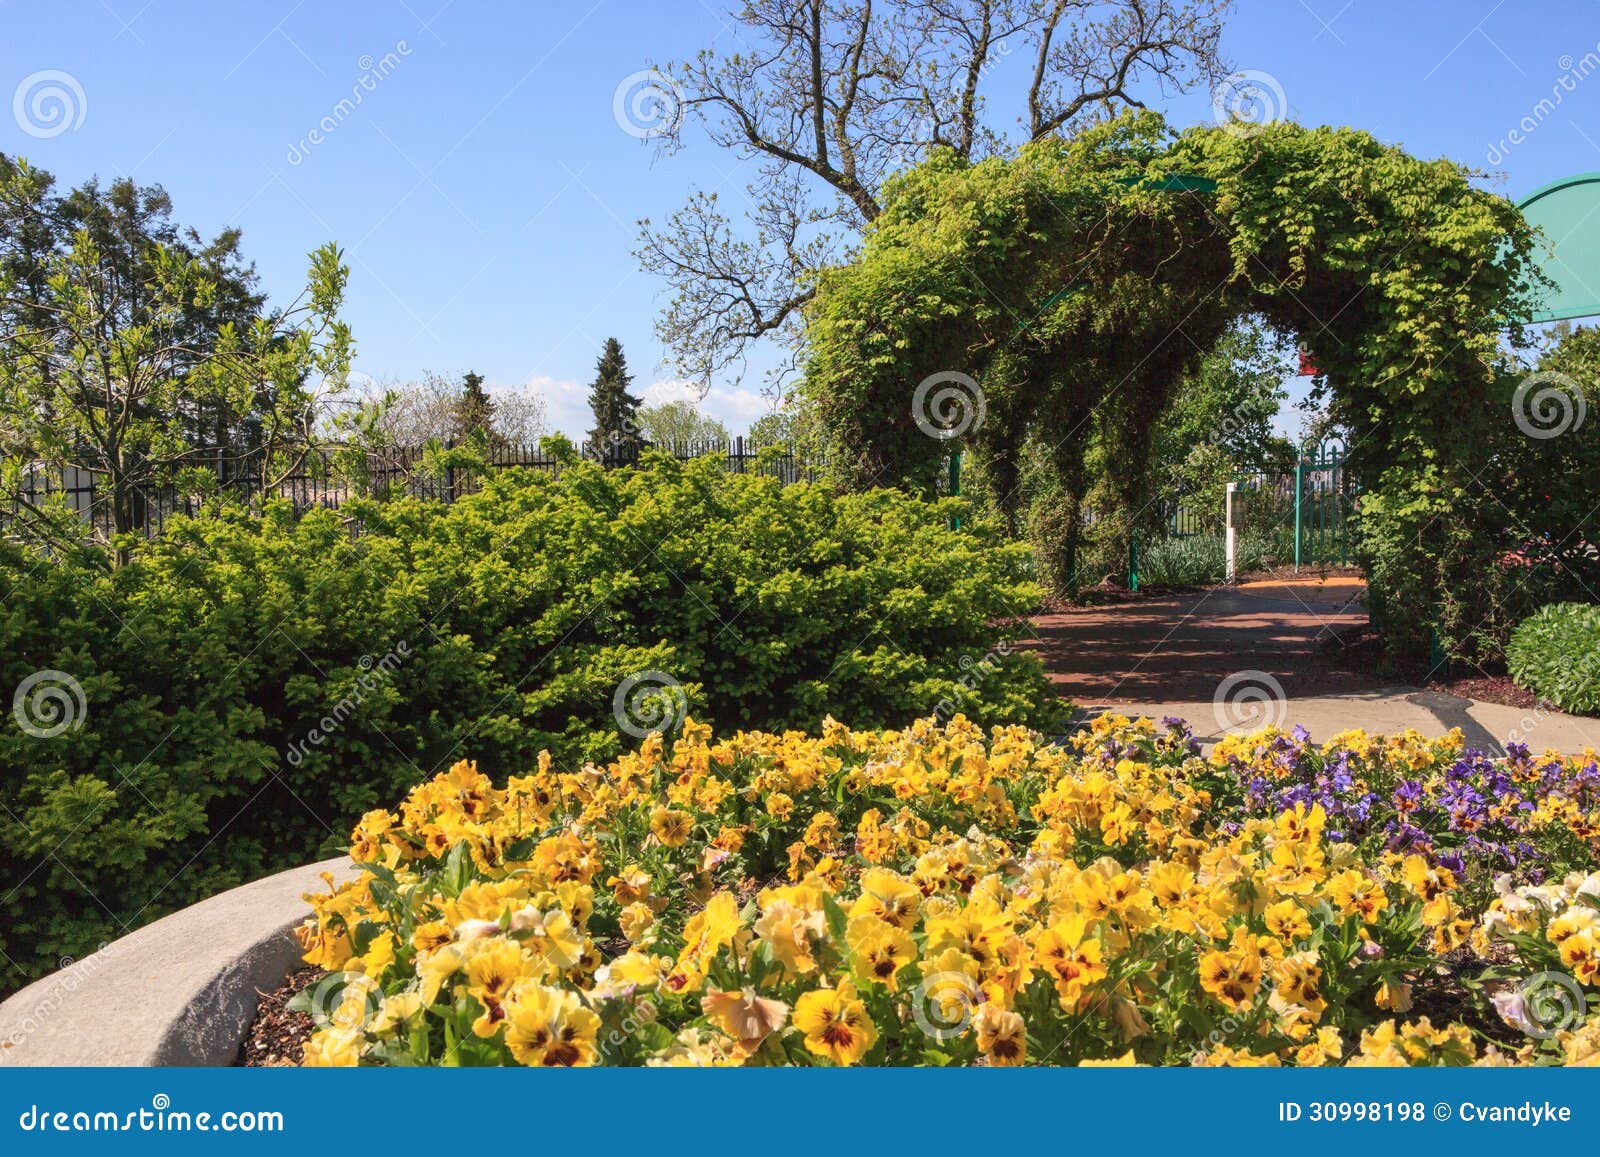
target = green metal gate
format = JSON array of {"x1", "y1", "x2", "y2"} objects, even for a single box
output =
[
  {"x1": 1146, "y1": 440, "x2": 1355, "y2": 587},
  {"x1": 1229, "y1": 440, "x2": 1354, "y2": 569}
]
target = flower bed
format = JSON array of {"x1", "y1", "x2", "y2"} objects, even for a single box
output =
[{"x1": 292, "y1": 715, "x2": 1600, "y2": 1066}]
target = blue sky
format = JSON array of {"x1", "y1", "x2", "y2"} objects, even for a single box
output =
[{"x1": 2, "y1": 0, "x2": 1598, "y2": 438}]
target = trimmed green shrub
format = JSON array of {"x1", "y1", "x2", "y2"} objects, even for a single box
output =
[
  {"x1": 0, "y1": 453, "x2": 1062, "y2": 990},
  {"x1": 1506, "y1": 603, "x2": 1600, "y2": 715}
]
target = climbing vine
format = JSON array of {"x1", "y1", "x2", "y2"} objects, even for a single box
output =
[{"x1": 803, "y1": 112, "x2": 1546, "y2": 660}]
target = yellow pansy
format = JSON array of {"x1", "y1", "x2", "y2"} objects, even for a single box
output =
[
  {"x1": 845, "y1": 914, "x2": 916, "y2": 991},
  {"x1": 793, "y1": 981, "x2": 877, "y2": 1065},
  {"x1": 501, "y1": 982, "x2": 601, "y2": 1067},
  {"x1": 974, "y1": 1003, "x2": 1027, "y2": 1066}
]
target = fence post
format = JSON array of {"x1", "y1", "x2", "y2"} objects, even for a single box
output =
[
  {"x1": 1336, "y1": 445, "x2": 1347, "y2": 566},
  {"x1": 1128, "y1": 530, "x2": 1139, "y2": 592},
  {"x1": 1224, "y1": 481, "x2": 1238, "y2": 585},
  {"x1": 948, "y1": 451, "x2": 961, "y2": 530},
  {"x1": 1293, "y1": 453, "x2": 1304, "y2": 573}
]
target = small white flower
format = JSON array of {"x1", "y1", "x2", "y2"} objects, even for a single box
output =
[{"x1": 1492, "y1": 989, "x2": 1536, "y2": 1035}]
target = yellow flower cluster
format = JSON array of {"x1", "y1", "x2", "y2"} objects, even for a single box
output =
[{"x1": 294, "y1": 714, "x2": 1600, "y2": 1067}]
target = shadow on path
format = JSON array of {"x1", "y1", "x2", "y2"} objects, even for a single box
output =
[{"x1": 1024, "y1": 577, "x2": 1382, "y2": 703}]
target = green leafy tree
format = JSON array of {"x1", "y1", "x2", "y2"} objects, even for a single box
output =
[
  {"x1": 637, "y1": 399, "x2": 729, "y2": 448},
  {"x1": 749, "y1": 394, "x2": 827, "y2": 456},
  {"x1": 0, "y1": 156, "x2": 348, "y2": 553},
  {"x1": 586, "y1": 337, "x2": 643, "y2": 460},
  {"x1": 1142, "y1": 317, "x2": 1296, "y2": 533},
  {"x1": 0, "y1": 158, "x2": 350, "y2": 555},
  {"x1": 0, "y1": 157, "x2": 269, "y2": 458},
  {"x1": 1154, "y1": 318, "x2": 1295, "y2": 474}
]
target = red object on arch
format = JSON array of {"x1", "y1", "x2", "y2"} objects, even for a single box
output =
[{"x1": 1296, "y1": 347, "x2": 1320, "y2": 377}]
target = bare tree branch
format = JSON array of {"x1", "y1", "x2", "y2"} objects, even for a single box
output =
[{"x1": 640, "y1": 0, "x2": 1232, "y2": 386}]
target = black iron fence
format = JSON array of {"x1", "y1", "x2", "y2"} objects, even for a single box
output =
[{"x1": 6, "y1": 436, "x2": 827, "y2": 543}]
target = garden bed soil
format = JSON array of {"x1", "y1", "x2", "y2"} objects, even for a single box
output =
[
  {"x1": 238, "y1": 966, "x2": 322, "y2": 1067},
  {"x1": 1041, "y1": 582, "x2": 1200, "y2": 611},
  {"x1": 238, "y1": 950, "x2": 1524, "y2": 1065},
  {"x1": 1250, "y1": 563, "x2": 1365, "y2": 583},
  {"x1": 1320, "y1": 625, "x2": 1570, "y2": 715}
]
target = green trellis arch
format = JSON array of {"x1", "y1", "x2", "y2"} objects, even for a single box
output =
[{"x1": 804, "y1": 113, "x2": 1547, "y2": 660}]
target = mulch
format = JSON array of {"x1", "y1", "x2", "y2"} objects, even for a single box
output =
[
  {"x1": 1039, "y1": 565, "x2": 1364, "y2": 613},
  {"x1": 237, "y1": 966, "x2": 323, "y2": 1067},
  {"x1": 1039, "y1": 581, "x2": 1199, "y2": 611},
  {"x1": 1320, "y1": 624, "x2": 1563, "y2": 714},
  {"x1": 1440, "y1": 674, "x2": 1543, "y2": 712}
]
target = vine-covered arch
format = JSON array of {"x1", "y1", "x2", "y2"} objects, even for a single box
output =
[{"x1": 804, "y1": 113, "x2": 1545, "y2": 659}]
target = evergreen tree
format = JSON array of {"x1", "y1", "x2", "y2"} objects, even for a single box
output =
[
  {"x1": 586, "y1": 337, "x2": 643, "y2": 462},
  {"x1": 453, "y1": 370, "x2": 496, "y2": 445}
]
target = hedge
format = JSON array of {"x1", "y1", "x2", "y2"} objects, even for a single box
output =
[
  {"x1": 0, "y1": 453, "x2": 1062, "y2": 991},
  {"x1": 1506, "y1": 602, "x2": 1600, "y2": 715}
]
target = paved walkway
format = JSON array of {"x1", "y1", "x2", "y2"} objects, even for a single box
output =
[{"x1": 1024, "y1": 577, "x2": 1600, "y2": 755}]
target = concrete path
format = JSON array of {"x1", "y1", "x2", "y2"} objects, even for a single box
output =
[{"x1": 1025, "y1": 576, "x2": 1600, "y2": 755}]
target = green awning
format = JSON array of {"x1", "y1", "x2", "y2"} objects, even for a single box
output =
[
  {"x1": 1518, "y1": 172, "x2": 1600, "y2": 323},
  {"x1": 1114, "y1": 173, "x2": 1218, "y2": 194}
]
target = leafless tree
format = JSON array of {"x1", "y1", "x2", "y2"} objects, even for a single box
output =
[
  {"x1": 489, "y1": 388, "x2": 549, "y2": 446},
  {"x1": 364, "y1": 372, "x2": 461, "y2": 445},
  {"x1": 636, "y1": 0, "x2": 1231, "y2": 387},
  {"x1": 349, "y1": 372, "x2": 548, "y2": 447}
]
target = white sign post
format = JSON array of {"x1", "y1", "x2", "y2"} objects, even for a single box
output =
[{"x1": 1224, "y1": 481, "x2": 1238, "y2": 586}]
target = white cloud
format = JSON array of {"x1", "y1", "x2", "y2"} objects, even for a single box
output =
[
  {"x1": 508, "y1": 373, "x2": 778, "y2": 440},
  {"x1": 640, "y1": 379, "x2": 774, "y2": 433},
  {"x1": 511, "y1": 373, "x2": 587, "y2": 439}
]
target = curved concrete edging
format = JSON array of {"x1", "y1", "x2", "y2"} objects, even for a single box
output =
[{"x1": 0, "y1": 856, "x2": 357, "y2": 1067}]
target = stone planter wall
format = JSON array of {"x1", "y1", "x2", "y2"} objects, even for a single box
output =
[{"x1": 0, "y1": 857, "x2": 355, "y2": 1067}]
